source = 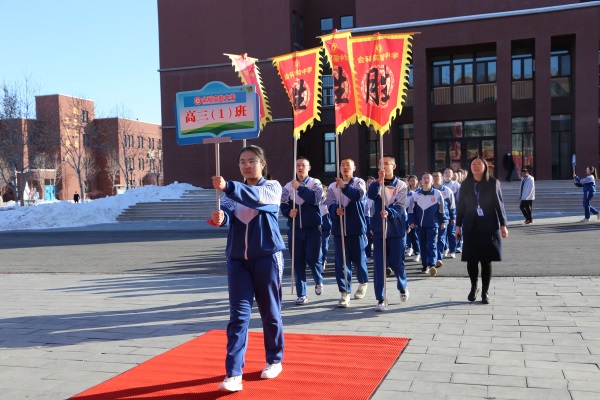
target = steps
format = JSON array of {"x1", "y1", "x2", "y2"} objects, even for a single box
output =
[{"x1": 116, "y1": 180, "x2": 591, "y2": 222}]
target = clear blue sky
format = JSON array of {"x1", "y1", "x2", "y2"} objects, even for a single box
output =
[{"x1": 0, "y1": 0, "x2": 160, "y2": 124}]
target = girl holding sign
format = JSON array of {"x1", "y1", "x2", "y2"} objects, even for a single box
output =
[
  {"x1": 211, "y1": 145, "x2": 286, "y2": 392},
  {"x1": 574, "y1": 166, "x2": 599, "y2": 222}
]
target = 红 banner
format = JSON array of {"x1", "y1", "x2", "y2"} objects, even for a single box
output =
[
  {"x1": 320, "y1": 31, "x2": 358, "y2": 135},
  {"x1": 272, "y1": 47, "x2": 323, "y2": 139},
  {"x1": 350, "y1": 33, "x2": 413, "y2": 135},
  {"x1": 225, "y1": 53, "x2": 272, "y2": 130}
]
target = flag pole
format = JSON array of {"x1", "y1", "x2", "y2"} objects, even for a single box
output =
[
  {"x1": 291, "y1": 137, "x2": 298, "y2": 295},
  {"x1": 335, "y1": 133, "x2": 349, "y2": 295},
  {"x1": 379, "y1": 134, "x2": 388, "y2": 309},
  {"x1": 204, "y1": 137, "x2": 232, "y2": 211}
]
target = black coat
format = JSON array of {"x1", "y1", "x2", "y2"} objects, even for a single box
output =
[{"x1": 456, "y1": 177, "x2": 507, "y2": 262}]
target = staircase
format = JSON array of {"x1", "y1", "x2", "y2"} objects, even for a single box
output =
[{"x1": 116, "y1": 180, "x2": 589, "y2": 222}]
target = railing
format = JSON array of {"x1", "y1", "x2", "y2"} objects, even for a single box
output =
[
  {"x1": 431, "y1": 87, "x2": 451, "y2": 105},
  {"x1": 476, "y1": 83, "x2": 497, "y2": 103},
  {"x1": 453, "y1": 85, "x2": 473, "y2": 104},
  {"x1": 404, "y1": 89, "x2": 413, "y2": 107},
  {"x1": 550, "y1": 77, "x2": 571, "y2": 97},
  {"x1": 512, "y1": 80, "x2": 533, "y2": 100}
]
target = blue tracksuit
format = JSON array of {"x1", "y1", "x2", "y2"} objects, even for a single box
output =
[
  {"x1": 364, "y1": 198, "x2": 375, "y2": 258},
  {"x1": 408, "y1": 187, "x2": 447, "y2": 268},
  {"x1": 367, "y1": 177, "x2": 408, "y2": 301},
  {"x1": 406, "y1": 190, "x2": 420, "y2": 256},
  {"x1": 281, "y1": 176, "x2": 323, "y2": 296},
  {"x1": 443, "y1": 180, "x2": 460, "y2": 253},
  {"x1": 433, "y1": 184, "x2": 456, "y2": 262},
  {"x1": 319, "y1": 197, "x2": 331, "y2": 267},
  {"x1": 218, "y1": 178, "x2": 286, "y2": 377},
  {"x1": 325, "y1": 177, "x2": 368, "y2": 294},
  {"x1": 574, "y1": 174, "x2": 598, "y2": 219}
]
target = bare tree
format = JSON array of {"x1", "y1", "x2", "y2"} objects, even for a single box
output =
[{"x1": 0, "y1": 76, "x2": 41, "y2": 205}]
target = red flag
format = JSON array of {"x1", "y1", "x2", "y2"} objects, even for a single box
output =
[
  {"x1": 225, "y1": 53, "x2": 272, "y2": 130},
  {"x1": 272, "y1": 48, "x2": 323, "y2": 139},
  {"x1": 320, "y1": 31, "x2": 358, "y2": 135},
  {"x1": 350, "y1": 33, "x2": 413, "y2": 135}
]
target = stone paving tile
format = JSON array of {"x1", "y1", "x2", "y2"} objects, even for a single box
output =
[
  {"x1": 489, "y1": 365, "x2": 565, "y2": 379},
  {"x1": 487, "y1": 385, "x2": 573, "y2": 400},
  {"x1": 527, "y1": 376, "x2": 568, "y2": 389},
  {"x1": 451, "y1": 372, "x2": 527, "y2": 387}
]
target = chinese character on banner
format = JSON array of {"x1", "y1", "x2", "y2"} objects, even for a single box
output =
[
  {"x1": 321, "y1": 30, "x2": 358, "y2": 135},
  {"x1": 225, "y1": 53, "x2": 272, "y2": 130},
  {"x1": 350, "y1": 33, "x2": 413, "y2": 135},
  {"x1": 272, "y1": 47, "x2": 323, "y2": 139}
]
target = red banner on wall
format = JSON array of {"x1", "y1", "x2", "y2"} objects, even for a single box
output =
[
  {"x1": 350, "y1": 33, "x2": 413, "y2": 135},
  {"x1": 320, "y1": 31, "x2": 358, "y2": 135},
  {"x1": 225, "y1": 53, "x2": 272, "y2": 130},
  {"x1": 272, "y1": 48, "x2": 323, "y2": 139}
]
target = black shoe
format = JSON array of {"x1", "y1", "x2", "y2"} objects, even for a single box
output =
[
  {"x1": 468, "y1": 287, "x2": 480, "y2": 302},
  {"x1": 481, "y1": 293, "x2": 490, "y2": 304},
  {"x1": 386, "y1": 267, "x2": 393, "y2": 276}
]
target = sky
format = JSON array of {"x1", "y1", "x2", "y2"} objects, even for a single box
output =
[
  {"x1": 0, "y1": 0, "x2": 161, "y2": 124},
  {"x1": 0, "y1": 182, "x2": 197, "y2": 230}
]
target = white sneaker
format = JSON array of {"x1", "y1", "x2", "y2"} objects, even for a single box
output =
[
  {"x1": 580, "y1": 218, "x2": 590, "y2": 222},
  {"x1": 295, "y1": 296, "x2": 308, "y2": 305},
  {"x1": 322, "y1": 260, "x2": 327, "y2": 270},
  {"x1": 400, "y1": 290, "x2": 409, "y2": 302},
  {"x1": 413, "y1": 254, "x2": 421, "y2": 262},
  {"x1": 354, "y1": 283, "x2": 368, "y2": 299},
  {"x1": 218, "y1": 375, "x2": 243, "y2": 392},
  {"x1": 597, "y1": 214, "x2": 600, "y2": 221},
  {"x1": 315, "y1": 284, "x2": 323, "y2": 296},
  {"x1": 374, "y1": 302, "x2": 386, "y2": 312},
  {"x1": 449, "y1": 253, "x2": 456, "y2": 259},
  {"x1": 405, "y1": 248, "x2": 414, "y2": 257},
  {"x1": 436, "y1": 260, "x2": 443, "y2": 268},
  {"x1": 429, "y1": 266, "x2": 437, "y2": 277},
  {"x1": 260, "y1": 363, "x2": 282, "y2": 379},
  {"x1": 443, "y1": 249, "x2": 449, "y2": 257},
  {"x1": 338, "y1": 292, "x2": 350, "y2": 307},
  {"x1": 456, "y1": 248, "x2": 462, "y2": 253}
]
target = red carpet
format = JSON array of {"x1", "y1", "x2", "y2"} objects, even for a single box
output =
[{"x1": 70, "y1": 330, "x2": 409, "y2": 400}]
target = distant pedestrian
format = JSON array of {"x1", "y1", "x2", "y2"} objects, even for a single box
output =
[
  {"x1": 455, "y1": 156, "x2": 508, "y2": 305},
  {"x1": 73, "y1": 192, "x2": 80, "y2": 203},
  {"x1": 319, "y1": 185, "x2": 331, "y2": 270},
  {"x1": 502, "y1": 151, "x2": 515, "y2": 182},
  {"x1": 519, "y1": 168, "x2": 535, "y2": 224},
  {"x1": 573, "y1": 166, "x2": 599, "y2": 222}
]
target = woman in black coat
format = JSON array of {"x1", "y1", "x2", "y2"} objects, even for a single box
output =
[{"x1": 455, "y1": 156, "x2": 508, "y2": 304}]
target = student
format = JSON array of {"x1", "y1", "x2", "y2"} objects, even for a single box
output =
[
  {"x1": 367, "y1": 155, "x2": 408, "y2": 311},
  {"x1": 364, "y1": 176, "x2": 376, "y2": 262},
  {"x1": 442, "y1": 168, "x2": 460, "y2": 258},
  {"x1": 325, "y1": 158, "x2": 369, "y2": 307},
  {"x1": 405, "y1": 175, "x2": 421, "y2": 262},
  {"x1": 573, "y1": 166, "x2": 599, "y2": 222},
  {"x1": 319, "y1": 185, "x2": 331, "y2": 271},
  {"x1": 407, "y1": 173, "x2": 447, "y2": 277},
  {"x1": 432, "y1": 171, "x2": 456, "y2": 268},
  {"x1": 519, "y1": 168, "x2": 535, "y2": 224},
  {"x1": 281, "y1": 156, "x2": 324, "y2": 304},
  {"x1": 210, "y1": 145, "x2": 285, "y2": 392}
]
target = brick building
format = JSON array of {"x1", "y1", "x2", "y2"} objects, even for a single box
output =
[{"x1": 158, "y1": 0, "x2": 600, "y2": 186}]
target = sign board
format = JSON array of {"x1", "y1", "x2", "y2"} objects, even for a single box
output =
[{"x1": 175, "y1": 81, "x2": 260, "y2": 145}]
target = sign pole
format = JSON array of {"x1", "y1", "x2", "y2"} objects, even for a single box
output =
[
  {"x1": 335, "y1": 134, "x2": 349, "y2": 295},
  {"x1": 379, "y1": 135, "x2": 388, "y2": 309},
  {"x1": 204, "y1": 137, "x2": 232, "y2": 211},
  {"x1": 290, "y1": 138, "x2": 298, "y2": 295}
]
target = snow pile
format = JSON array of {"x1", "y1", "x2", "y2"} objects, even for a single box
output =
[{"x1": 0, "y1": 182, "x2": 199, "y2": 231}]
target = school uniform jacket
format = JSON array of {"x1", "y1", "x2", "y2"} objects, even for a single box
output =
[
  {"x1": 367, "y1": 176, "x2": 408, "y2": 238},
  {"x1": 280, "y1": 176, "x2": 323, "y2": 230},
  {"x1": 407, "y1": 187, "x2": 447, "y2": 228},
  {"x1": 325, "y1": 177, "x2": 367, "y2": 237},
  {"x1": 433, "y1": 184, "x2": 456, "y2": 222},
  {"x1": 574, "y1": 175, "x2": 597, "y2": 193},
  {"x1": 220, "y1": 178, "x2": 286, "y2": 260},
  {"x1": 319, "y1": 197, "x2": 332, "y2": 232},
  {"x1": 519, "y1": 175, "x2": 535, "y2": 200}
]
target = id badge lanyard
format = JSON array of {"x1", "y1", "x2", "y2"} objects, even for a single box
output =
[{"x1": 476, "y1": 184, "x2": 484, "y2": 217}]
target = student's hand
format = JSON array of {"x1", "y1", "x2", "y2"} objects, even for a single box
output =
[
  {"x1": 289, "y1": 209, "x2": 298, "y2": 218},
  {"x1": 455, "y1": 226, "x2": 462, "y2": 239},
  {"x1": 378, "y1": 169, "x2": 385, "y2": 182},
  {"x1": 291, "y1": 180, "x2": 301, "y2": 190},
  {"x1": 335, "y1": 177, "x2": 345, "y2": 189},
  {"x1": 380, "y1": 210, "x2": 388, "y2": 219},
  {"x1": 336, "y1": 208, "x2": 344, "y2": 216},
  {"x1": 211, "y1": 210, "x2": 224, "y2": 226},
  {"x1": 212, "y1": 176, "x2": 227, "y2": 191},
  {"x1": 410, "y1": 223, "x2": 415, "y2": 229},
  {"x1": 501, "y1": 226, "x2": 508, "y2": 238}
]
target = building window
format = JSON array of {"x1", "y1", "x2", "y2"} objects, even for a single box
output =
[
  {"x1": 83, "y1": 133, "x2": 90, "y2": 147},
  {"x1": 324, "y1": 132, "x2": 336, "y2": 172},
  {"x1": 398, "y1": 124, "x2": 414, "y2": 177},
  {"x1": 550, "y1": 49, "x2": 571, "y2": 97},
  {"x1": 551, "y1": 114, "x2": 572, "y2": 179},
  {"x1": 431, "y1": 51, "x2": 497, "y2": 105},
  {"x1": 367, "y1": 126, "x2": 380, "y2": 177},
  {"x1": 322, "y1": 75, "x2": 334, "y2": 107},
  {"x1": 512, "y1": 46, "x2": 534, "y2": 100},
  {"x1": 81, "y1": 110, "x2": 89, "y2": 123},
  {"x1": 321, "y1": 17, "x2": 333, "y2": 35},
  {"x1": 511, "y1": 117, "x2": 535, "y2": 178},
  {"x1": 404, "y1": 65, "x2": 414, "y2": 107},
  {"x1": 340, "y1": 15, "x2": 353, "y2": 30}
]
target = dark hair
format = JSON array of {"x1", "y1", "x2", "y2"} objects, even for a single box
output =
[
  {"x1": 588, "y1": 165, "x2": 598, "y2": 179},
  {"x1": 239, "y1": 145, "x2": 270, "y2": 179},
  {"x1": 464, "y1": 156, "x2": 490, "y2": 184},
  {"x1": 383, "y1": 154, "x2": 395, "y2": 163},
  {"x1": 340, "y1": 157, "x2": 355, "y2": 164},
  {"x1": 521, "y1": 168, "x2": 528, "y2": 173},
  {"x1": 297, "y1": 156, "x2": 310, "y2": 164}
]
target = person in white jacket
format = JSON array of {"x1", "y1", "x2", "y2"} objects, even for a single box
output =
[{"x1": 519, "y1": 168, "x2": 535, "y2": 224}]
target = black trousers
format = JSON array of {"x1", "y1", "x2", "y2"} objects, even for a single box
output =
[
  {"x1": 467, "y1": 260, "x2": 492, "y2": 294},
  {"x1": 519, "y1": 200, "x2": 533, "y2": 221}
]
